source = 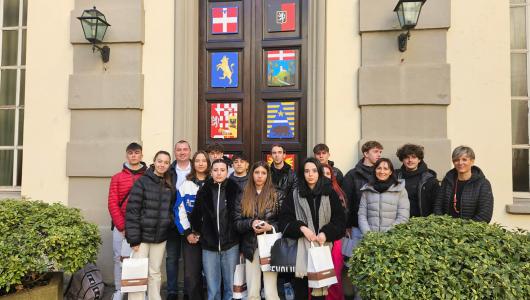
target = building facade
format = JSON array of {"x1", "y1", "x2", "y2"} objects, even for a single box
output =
[{"x1": 0, "y1": 0, "x2": 528, "y2": 281}]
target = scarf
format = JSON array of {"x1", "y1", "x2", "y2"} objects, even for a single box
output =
[
  {"x1": 293, "y1": 189, "x2": 332, "y2": 295},
  {"x1": 373, "y1": 178, "x2": 395, "y2": 193}
]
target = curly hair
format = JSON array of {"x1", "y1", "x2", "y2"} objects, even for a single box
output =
[{"x1": 396, "y1": 143, "x2": 424, "y2": 161}]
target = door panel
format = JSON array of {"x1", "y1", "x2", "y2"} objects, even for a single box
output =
[{"x1": 199, "y1": 0, "x2": 307, "y2": 164}]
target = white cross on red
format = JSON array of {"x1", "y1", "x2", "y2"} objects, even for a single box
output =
[
  {"x1": 267, "y1": 50, "x2": 296, "y2": 60},
  {"x1": 212, "y1": 8, "x2": 237, "y2": 33}
]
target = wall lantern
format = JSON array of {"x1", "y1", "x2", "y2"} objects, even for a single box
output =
[
  {"x1": 394, "y1": 0, "x2": 426, "y2": 52},
  {"x1": 77, "y1": 6, "x2": 111, "y2": 63}
]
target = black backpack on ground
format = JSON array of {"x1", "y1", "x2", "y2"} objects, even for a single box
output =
[{"x1": 64, "y1": 263, "x2": 105, "y2": 300}]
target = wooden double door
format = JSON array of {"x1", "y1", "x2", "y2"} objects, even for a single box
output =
[{"x1": 198, "y1": 0, "x2": 308, "y2": 167}]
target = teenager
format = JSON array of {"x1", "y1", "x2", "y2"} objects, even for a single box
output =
[
  {"x1": 126, "y1": 151, "x2": 175, "y2": 300},
  {"x1": 229, "y1": 153, "x2": 249, "y2": 191},
  {"x1": 322, "y1": 163, "x2": 347, "y2": 300},
  {"x1": 107, "y1": 142, "x2": 147, "y2": 300},
  {"x1": 234, "y1": 161, "x2": 283, "y2": 300},
  {"x1": 174, "y1": 150, "x2": 210, "y2": 300},
  {"x1": 358, "y1": 158, "x2": 410, "y2": 235},
  {"x1": 342, "y1": 141, "x2": 383, "y2": 232},
  {"x1": 270, "y1": 144, "x2": 297, "y2": 196},
  {"x1": 434, "y1": 146, "x2": 494, "y2": 222},
  {"x1": 190, "y1": 159, "x2": 241, "y2": 300},
  {"x1": 280, "y1": 158, "x2": 345, "y2": 300},
  {"x1": 206, "y1": 143, "x2": 234, "y2": 176},
  {"x1": 395, "y1": 144, "x2": 439, "y2": 217},
  {"x1": 314, "y1": 143, "x2": 344, "y2": 186},
  {"x1": 167, "y1": 140, "x2": 192, "y2": 300}
]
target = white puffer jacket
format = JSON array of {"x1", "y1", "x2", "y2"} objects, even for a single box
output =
[{"x1": 358, "y1": 180, "x2": 410, "y2": 235}]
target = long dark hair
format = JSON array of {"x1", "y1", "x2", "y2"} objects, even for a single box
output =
[
  {"x1": 241, "y1": 161, "x2": 278, "y2": 217},
  {"x1": 186, "y1": 150, "x2": 210, "y2": 181},
  {"x1": 152, "y1": 150, "x2": 174, "y2": 192},
  {"x1": 371, "y1": 158, "x2": 398, "y2": 185},
  {"x1": 298, "y1": 157, "x2": 324, "y2": 197}
]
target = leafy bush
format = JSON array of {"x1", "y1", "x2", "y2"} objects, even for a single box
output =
[
  {"x1": 0, "y1": 199, "x2": 101, "y2": 294},
  {"x1": 348, "y1": 216, "x2": 530, "y2": 299}
]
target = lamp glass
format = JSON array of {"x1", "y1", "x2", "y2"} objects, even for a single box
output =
[
  {"x1": 394, "y1": 0, "x2": 425, "y2": 29},
  {"x1": 78, "y1": 7, "x2": 110, "y2": 44}
]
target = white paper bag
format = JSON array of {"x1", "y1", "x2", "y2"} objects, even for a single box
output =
[
  {"x1": 307, "y1": 242, "x2": 337, "y2": 288},
  {"x1": 232, "y1": 256, "x2": 247, "y2": 299},
  {"x1": 121, "y1": 250, "x2": 148, "y2": 293},
  {"x1": 120, "y1": 239, "x2": 132, "y2": 261},
  {"x1": 257, "y1": 227, "x2": 282, "y2": 271}
]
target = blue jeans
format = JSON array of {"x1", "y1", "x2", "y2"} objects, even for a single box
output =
[
  {"x1": 165, "y1": 230, "x2": 182, "y2": 296},
  {"x1": 202, "y1": 244, "x2": 239, "y2": 300}
]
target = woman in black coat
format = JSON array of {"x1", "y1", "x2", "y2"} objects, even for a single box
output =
[
  {"x1": 280, "y1": 157, "x2": 346, "y2": 300},
  {"x1": 126, "y1": 150, "x2": 175, "y2": 300},
  {"x1": 234, "y1": 161, "x2": 284, "y2": 300},
  {"x1": 433, "y1": 146, "x2": 494, "y2": 222},
  {"x1": 190, "y1": 159, "x2": 241, "y2": 300}
]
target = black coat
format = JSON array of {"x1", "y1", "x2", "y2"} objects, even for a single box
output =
[
  {"x1": 126, "y1": 167, "x2": 175, "y2": 246},
  {"x1": 190, "y1": 177, "x2": 241, "y2": 251},
  {"x1": 271, "y1": 163, "x2": 298, "y2": 197},
  {"x1": 234, "y1": 190, "x2": 285, "y2": 261},
  {"x1": 342, "y1": 159, "x2": 373, "y2": 227},
  {"x1": 433, "y1": 166, "x2": 494, "y2": 222},
  {"x1": 396, "y1": 162, "x2": 440, "y2": 217},
  {"x1": 280, "y1": 179, "x2": 346, "y2": 242}
]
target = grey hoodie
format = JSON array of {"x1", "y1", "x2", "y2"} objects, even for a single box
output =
[{"x1": 358, "y1": 180, "x2": 410, "y2": 235}]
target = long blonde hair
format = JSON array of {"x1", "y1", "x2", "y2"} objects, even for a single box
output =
[{"x1": 241, "y1": 161, "x2": 278, "y2": 217}]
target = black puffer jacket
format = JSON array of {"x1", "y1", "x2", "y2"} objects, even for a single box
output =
[
  {"x1": 234, "y1": 190, "x2": 285, "y2": 261},
  {"x1": 229, "y1": 173, "x2": 249, "y2": 192},
  {"x1": 271, "y1": 162, "x2": 298, "y2": 196},
  {"x1": 396, "y1": 161, "x2": 440, "y2": 217},
  {"x1": 190, "y1": 177, "x2": 241, "y2": 251},
  {"x1": 280, "y1": 179, "x2": 346, "y2": 242},
  {"x1": 126, "y1": 167, "x2": 175, "y2": 247},
  {"x1": 342, "y1": 159, "x2": 373, "y2": 227},
  {"x1": 433, "y1": 166, "x2": 494, "y2": 223}
]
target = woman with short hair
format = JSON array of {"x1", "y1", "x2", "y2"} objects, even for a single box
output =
[
  {"x1": 190, "y1": 159, "x2": 241, "y2": 300},
  {"x1": 358, "y1": 158, "x2": 410, "y2": 235},
  {"x1": 433, "y1": 146, "x2": 494, "y2": 222}
]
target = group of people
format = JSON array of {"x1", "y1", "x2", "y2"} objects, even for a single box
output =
[{"x1": 108, "y1": 140, "x2": 494, "y2": 300}]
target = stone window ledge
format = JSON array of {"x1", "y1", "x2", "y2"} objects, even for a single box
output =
[
  {"x1": 506, "y1": 198, "x2": 530, "y2": 214},
  {"x1": 0, "y1": 190, "x2": 22, "y2": 200}
]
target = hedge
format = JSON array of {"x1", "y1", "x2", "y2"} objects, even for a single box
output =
[
  {"x1": 348, "y1": 215, "x2": 530, "y2": 299},
  {"x1": 0, "y1": 199, "x2": 101, "y2": 294}
]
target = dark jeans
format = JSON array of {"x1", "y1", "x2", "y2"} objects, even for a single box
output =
[
  {"x1": 183, "y1": 239, "x2": 204, "y2": 300},
  {"x1": 166, "y1": 230, "x2": 182, "y2": 296},
  {"x1": 293, "y1": 277, "x2": 324, "y2": 300}
]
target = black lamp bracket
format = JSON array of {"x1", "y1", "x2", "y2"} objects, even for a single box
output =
[
  {"x1": 398, "y1": 30, "x2": 410, "y2": 52},
  {"x1": 92, "y1": 44, "x2": 110, "y2": 63}
]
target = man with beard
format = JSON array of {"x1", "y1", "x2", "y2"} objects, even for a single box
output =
[{"x1": 395, "y1": 144, "x2": 440, "y2": 217}]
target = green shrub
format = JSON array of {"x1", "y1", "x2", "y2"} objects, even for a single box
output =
[
  {"x1": 0, "y1": 199, "x2": 101, "y2": 294},
  {"x1": 348, "y1": 215, "x2": 530, "y2": 299}
]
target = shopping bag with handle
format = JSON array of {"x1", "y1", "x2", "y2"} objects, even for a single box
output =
[
  {"x1": 233, "y1": 255, "x2": 247, "y2": 299},
  {"x1": 121, "y1": 249, "x2": 148, "y2": 293},
  {"x1": 257, "y1": 227, "x2": 282, "y2": 271},
  {"x1": 307, "y1": 242, "x2": 337, "y2": 288}
]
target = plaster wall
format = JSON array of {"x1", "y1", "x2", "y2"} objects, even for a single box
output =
[
  {"x1": 141, "y1": 0, "x2": 175, "y2": 159},
  {"x1": 325, "y1": 0, "x2": 362, "y2": 172},
  {"x1": 21, "y1": 0, "x2": 73, "y2": 204},
  {"x1": 447, "y1": 0, "x2": 529, "y2": 230}
]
